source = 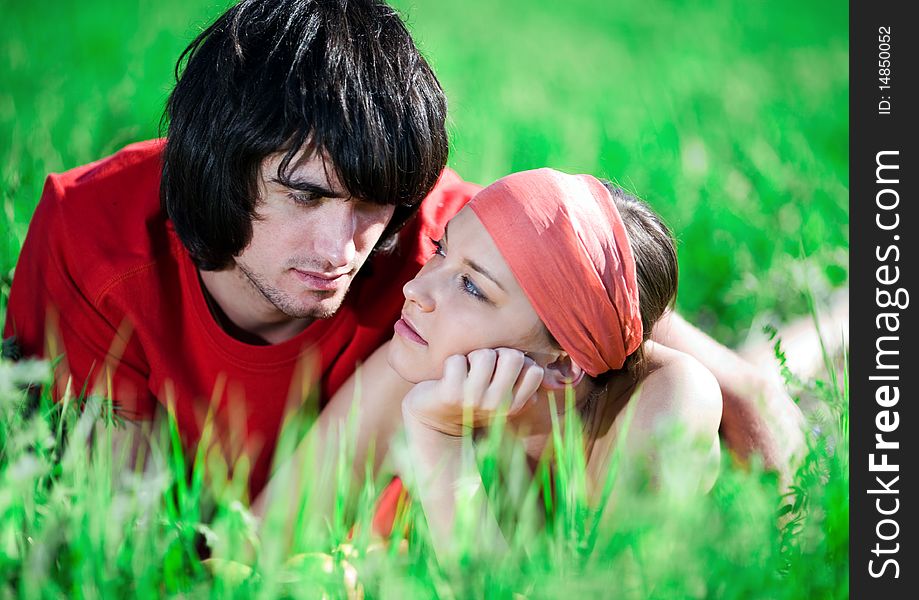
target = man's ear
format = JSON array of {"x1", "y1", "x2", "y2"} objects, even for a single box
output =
[{"x1": 541, "y1": 354, "x2": 586, "y2": 390}]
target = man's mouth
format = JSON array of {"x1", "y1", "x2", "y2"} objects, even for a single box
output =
[
  {"x1": 292, "y1": 268, "x2": 349, "y2": 291},
  {"x1": 395, "y1": 313, "x2": 428, "y2": 346}
]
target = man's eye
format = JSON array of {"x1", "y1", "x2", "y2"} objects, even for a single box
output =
[
  {"x1": 288, "y1": 192, "x2": 321, "y2": 206},
  {"x1": 430, "y1": 237, "x2": 446, "y2": 257}
]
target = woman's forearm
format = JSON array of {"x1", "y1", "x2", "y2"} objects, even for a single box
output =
[
  {"x1": 253, "y1": 343, "x2": 410, "y2": 544},
  {"x1": 250, "y1": 405, "x2": 357, "y2": 555},
  {"x1": 401, "y1": 408, "x2": 507, "y2": 560}
]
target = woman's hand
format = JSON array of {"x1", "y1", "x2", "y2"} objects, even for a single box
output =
[
  {"x1": 402, "y1": 348, "x2": 544, "y2": 436},
  {"x1": 399, "y1": 348, "x2": 537, "y2": 558}
]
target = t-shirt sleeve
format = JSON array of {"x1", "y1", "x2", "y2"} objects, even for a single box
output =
[
  {"x1": 4, "y1": 174, "x2": 157, "y2": 421},
  {"x1": 413, "y1": 168, "x2": 483, "y2": 257}
]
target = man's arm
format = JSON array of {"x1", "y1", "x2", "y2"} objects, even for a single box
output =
[
  {"x1": 4, "y1": 174, "x2": 159, "y2": 421},
  {"x1": 650, "y1": 311, "x2": 806, "y2": 480}
]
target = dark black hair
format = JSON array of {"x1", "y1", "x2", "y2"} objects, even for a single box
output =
[{"x1": 161, "y1": 0, "x2": 449, "y2": 270}]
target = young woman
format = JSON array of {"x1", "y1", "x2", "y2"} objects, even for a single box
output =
[{"x1": 259, "y1": 168, "x2": 722, "y2": 555}]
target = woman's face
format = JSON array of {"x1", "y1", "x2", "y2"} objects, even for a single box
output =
[{"x1": 388, "y1": 207, "x2": 558, "y2": 383}]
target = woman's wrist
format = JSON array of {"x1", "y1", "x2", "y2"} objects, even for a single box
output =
[
  {"x1": 402, "y1": 401, "x2": 467, "y2": 441},
  {"x1": 402, "y1": 396, "x2": 469, "y2": 438}
]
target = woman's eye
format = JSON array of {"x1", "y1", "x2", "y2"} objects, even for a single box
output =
[
  {"x1": 427, "y1": 237, "x2": 489, "y2": 303},
  {"x1": 461, "y1": 275, "x2": 489, "y2": 302}
]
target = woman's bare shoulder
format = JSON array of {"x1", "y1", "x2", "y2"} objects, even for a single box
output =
[
  {"x1": 632, "y1": 341, "x2": 723, "y2": 435},
  {"x1": 588, "y1": 342, "x2": 724, "y2": 498}
]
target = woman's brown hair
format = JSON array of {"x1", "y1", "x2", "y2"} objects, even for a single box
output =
[{"x1": 602, "y1": 182, "x2": 679, "y2": 383}]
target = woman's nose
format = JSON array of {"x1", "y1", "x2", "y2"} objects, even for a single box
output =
[{"x1": 403, "y1": 271, "x2": 435, "y2": 312}]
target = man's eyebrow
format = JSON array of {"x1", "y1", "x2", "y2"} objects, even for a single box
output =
[
  {"x1": 444, "y1": 223, "x2": 507, "y2": 293},
  {"x1": 271, "y1": 176, "x2": 347, "y2": 199}
]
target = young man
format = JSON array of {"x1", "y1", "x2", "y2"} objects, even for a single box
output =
[
  {"x1": 3, "y1": 0, "x2": 802, "y2": 497},
  {"x1": 4, "y1": 0, "x2": 480, "y2": 494}
]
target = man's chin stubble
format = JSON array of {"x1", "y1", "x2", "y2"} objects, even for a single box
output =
[
  {"x1": 237, "y1": 263, "x2": 345, "y2": 321},
  {"x1": 268, "y1": 287, "x2": 346, "y2": 320}
]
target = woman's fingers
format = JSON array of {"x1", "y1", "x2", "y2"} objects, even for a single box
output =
[
  {"x1": 440, "y1": 354, "x2": 470, "y2": 404},
  {"x1": 464, "y1": 348, "x2": 498, "y2": 405},
  {"x1": 482, "y1": 348, "x2": 526, "y2": 411},
  {"x1": 429, "y1": 348, "x2": 545, "y2": 427},
  {"x1": 510, "y1": 359, "x2": 544, "y2": 414}
]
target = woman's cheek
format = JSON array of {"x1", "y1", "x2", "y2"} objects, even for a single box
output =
[
  {"x1": 428, "y1": 322, "x2": 495, "y2": 370},
  {"x1": 387, "y1": 342, "x2": 438, "y2": 383},
  {"x1": 428, "y1": 327, "x2": 463, "y2": 362}
]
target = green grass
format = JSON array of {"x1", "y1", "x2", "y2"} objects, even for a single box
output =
[
  {"x1": 0, "y1": 0, "x2": 848, "y2": 597},
  {"x1": 0, "y1": 335, "x2": 848, "y2": 597}
]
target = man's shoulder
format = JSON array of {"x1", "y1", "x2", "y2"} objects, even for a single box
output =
[
  {"x1": 59, "y1": 139, "x2": 166, "y2": 187},
  {"x1": 347, "y1": 168, "x2": 481, "y2": 328},
  {"x1": 415, "y1": 167, "x2": 483, "y2": 237},
  {"x1": 395, "y1": 167, "x2": 482, "y2": 267},
  {"x1": 33, "y1": 139, "x2": 172, "y2": 299},
  {"x1": 51, "y1": 139, "x2": 165, "y2": 213}
]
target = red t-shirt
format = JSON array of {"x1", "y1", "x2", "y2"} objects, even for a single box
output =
[{"x1": 4, "y1": 139, "x2": 480, "y2": 495}]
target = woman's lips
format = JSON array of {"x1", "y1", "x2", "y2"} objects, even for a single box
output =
[
  {"x1": 292, "y1": 269, "x2": 348, "y2": 291},
  {"x1": 395, "y1": 316, "x2": 428, "y2": 346}
]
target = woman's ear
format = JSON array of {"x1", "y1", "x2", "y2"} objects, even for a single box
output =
[{"x1": 541, "y1": 354, "x2": 586, "y2": 390}]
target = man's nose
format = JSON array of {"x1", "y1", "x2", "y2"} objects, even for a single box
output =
[{"x1": 315, "y1": 201, "x2": 357, "y2": 269}]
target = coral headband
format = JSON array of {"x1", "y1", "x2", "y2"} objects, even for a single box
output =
[{"x1": 469, "y1": 168, "x2": 643, "y2": 376}]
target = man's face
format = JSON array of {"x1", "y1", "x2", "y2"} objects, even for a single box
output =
[{"x1": 233, "y1": 150, "x2": 395, "y2": 320}]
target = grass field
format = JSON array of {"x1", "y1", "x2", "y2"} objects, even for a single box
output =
[{"x1": 0, "y1": 0, "x2": 848, "y2": 597}]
